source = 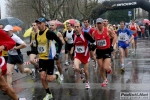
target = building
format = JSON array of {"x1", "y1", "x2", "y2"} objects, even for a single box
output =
[{"x1": 134, "y1": 0, "x2": 150, "y2": 19}]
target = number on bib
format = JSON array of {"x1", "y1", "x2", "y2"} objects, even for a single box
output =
[
  {"x1": 38, "y1": 46, "x2": 46, "y2": 53},
  {"x1": 68, "y1": 38, "x2": 72, "y2": 41},
  {"x1": 32, "y1": 40, "x2": 36, "y2": 47},
  {"x1": 75, "y1": 46, "x2": 85, "y2": 53},
  {"x1": 119, "y1": 35, "x2": 125, "y2": 40},
  {"x1": 97, "y1": 40, "x2": 106, "y2": 47}
]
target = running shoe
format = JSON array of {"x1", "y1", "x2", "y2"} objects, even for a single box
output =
[
  {"x1": 64, "y1": 61, "x2": 69, "y2": 66},
  {"x1": 101, "y1": 80, "x2": 108, "y2": 87},
  {"x1": 132, "y1": 51, "x2": 135, "y2": 55},
  {"x1": 107, "y1": 68, "x2": 112, "y2": 74},
  {"x1": 14, "y1": 65, "x2": 19, "y2": 73},
  {"x1": 121, "y1": 67, "x2": 125, "y2": 72},
  {"x1": 80, "y1": 73, "x2": 84, "y2": 80},
  {"x1": 85, "y1": 82, "x2": 90, "y2": 89},
  {"x1": 19, "y1": 98, "x2": 26, "y2": 100},
  {"x1": 31, "y1": 69, "x2": 36, "y2": 79},
  {"x1": 43, "y1": 93, "x2": 53, "y2": 100},
  {"x1": 55, "y1": 71, "x2": 61, "y2": 84},
  {"x1": 120, "y1": 64, "x2": 125, "y2": 71}
]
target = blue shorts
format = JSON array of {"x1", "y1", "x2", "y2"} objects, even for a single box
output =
[
  {"x1": 118, "y1": 41, "x2": 129, "y2": 49},
  {"x1": 134, "y1": 37, "x2": 138, "y2": 40}
]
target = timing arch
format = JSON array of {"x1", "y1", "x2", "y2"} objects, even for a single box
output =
[{"x1": 92, "y1": 0, "x2": 150, "y2": 20}]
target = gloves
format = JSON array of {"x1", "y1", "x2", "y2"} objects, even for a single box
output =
[
  {"x1": 110, "y1": 45, "x2": 114, "y2": 52},
  {"x1": 26, "y1": 51, "x2": 31, "y2": 56},
  {"x1": 88, "y1": 43, "x2": 96, "y2": 51},
  {"x1": 54, "y1": 53, "x2": 59, "y2": 60}
]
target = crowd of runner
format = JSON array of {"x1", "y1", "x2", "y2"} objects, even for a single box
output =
[{"x1": 0, "y1": 17, "x2": 149, "y2": 100}]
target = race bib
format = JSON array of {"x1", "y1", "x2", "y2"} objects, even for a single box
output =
[
  {"x1": 32, "y1": 40, "x2": 36, "y2": 47},
  {"x1": 119, "y1": 35, "x2": 125, "y2": 40},
  {"x1": 68, "y1": 38, "x2": 72, "y2": 41},
  {"x1": 75, "y1": 46, "x2": 85, "y2": 53},
  {"x1": 97, "y1": 40, "x2": 106, "y2": 47},
  {"x1": 38, "y1": 46, "x2": 46, "y2": 53}
]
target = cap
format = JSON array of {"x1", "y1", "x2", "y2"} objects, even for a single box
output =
[
  {"x1": 96, "y1": 18, "x2": 104, "y2": 23},
  {"x1": 3, "y1": 25, "x2": 13, "y2": 31},
  {"x1": 35, "y1": 18, "x2": 46, "y2": 23}
]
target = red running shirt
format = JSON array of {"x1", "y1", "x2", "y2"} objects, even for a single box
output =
[
  {"x1": 129, "y1": 25, "x2": 138, "y2": 37},
  {"x1": 0, "y1": 29, "x2": 16, "y2": 56},
  {"x1": 94, "y1": 28, "x2": 111, "y2": 49},
  {"x1": 74, "y1": 32, "x2": 89, "y2": 56}
]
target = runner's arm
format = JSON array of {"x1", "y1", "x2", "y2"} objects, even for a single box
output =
[
  {"x1": 84, "y1": 32, "x2": 95, "y2": 43},
  {"x1": 136, "y1": 25, "x2": 141, "y2": 31},
  {"x1": 127, "y1": 29, "x2": 134, "y2": 43},
  {"x1": 0, "y1": 30, "x2": 16, "y2": 51},
  {"x1": 13, "y1": 36, "x2": 27, "y2": 50},
  {"x1": 63, "y1": 31, "x2": 68, "y2": 42},
  {"x1": 63, "y1": 31, "x2": 67, "y2": 38},
  {"x1": 46, "y1": 30, "x2": 62, "y2": 54},
  {"x1": 108, "y1": 29, "x2": 117, "y2": 46},
  {"x1": 57, "y1": 32, "x2": 65, "y2": 44}
]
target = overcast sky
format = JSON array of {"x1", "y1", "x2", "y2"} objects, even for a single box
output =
[{"x1": 1, "y1": 0, "x2": 6, "y2": 18}]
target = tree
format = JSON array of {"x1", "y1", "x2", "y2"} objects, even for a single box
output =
[
  {"x1": 100, "y1": 9, "x2": 134, "y2": 24},
  {"x1": 5, "y1": 0, "x2": 100, "y2": 28},
  {"x1": 76, "y1": 0, "x2": 99, "y2": 21},
  {"x1": 6, "y1": 0, "x2": 38, "y2": 31}
]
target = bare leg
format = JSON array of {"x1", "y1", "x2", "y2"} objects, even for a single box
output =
[
  {"x1": 56, "y1": 59, "x2": 62, "y2": 75},
  {"x1": 74, "y1": 58, "x2": 81, "y2": 74},
  {"x1": 84, "y1": 63, "x2": 89, "y2": 83},
  {"x1": 17, "y1": 64, "x2": 32, "y2": 74},
  {"x1": 29, "y1": 54, "x2": 38, "y2": 68},
  {"x1": 6, "y1": 63, "x2": 14, "y2": 86}
]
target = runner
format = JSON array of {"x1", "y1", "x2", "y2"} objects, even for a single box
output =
[
  {"x1": 73, "y1": 22, "x2": 95, "y2": 89},
  {"x1": 0, "y1": 29, "x2": 26, "y2": 100},
  {"x1": 117, "y1": 21, "x2": 134, "y2": 71},
  {"x1": 129, "y1": 20, "x2": 141, "y2": 54},
  {"x1": 103, "y1": 19, "x2": 117, "y2": 59},
  {"x1": 0, "y1": 24, "x2": 18, "y2": 73},
  {"x1": 92, "y1": 18, "x2": 117, "y2": 87},
  {"x1": 0, "y1": 24, "x2": 8, "y2": 62},
  {"x1": 4, "y1": 25, "x2": 36, "y2": 87},
  {"x1": 83, "y1": 19, "x2": 97, "y2": 69},
  {"x1": 27, "y1": 23, "x2": 39, "y2": 71},
  {"x1": 63, "y1": 22, "x2": 74, "y2": 65},
  {"x1": 35, "y1": 18, "x2": 62, "y2": 100},
  {"x1": 50, "y1": 21, "x2": 65, "y2": 81}
]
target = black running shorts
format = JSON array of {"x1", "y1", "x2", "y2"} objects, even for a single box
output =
[
  {"x1": 38, "y1": 59, "x2": 54, "y2": 75},
  {"x1": 96, "y1": 48, "x2": 111, "y2": 59}
]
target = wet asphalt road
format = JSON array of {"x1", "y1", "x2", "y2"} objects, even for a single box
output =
[{"x1": 1, "y1": 38, "x2": 150, "y2": 100}]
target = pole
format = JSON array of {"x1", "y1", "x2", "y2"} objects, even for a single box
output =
[
  {"x1": 0, "y1": 5, "x2": 1, "y2": 19},
  {"x1": 39, "y1": 0, "x2": 41, "y2": 17}
]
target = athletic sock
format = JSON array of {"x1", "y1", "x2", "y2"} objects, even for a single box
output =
[{"x1": 45, "y1": 88, "x2": 51, "y2": 94}]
